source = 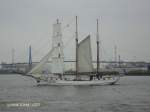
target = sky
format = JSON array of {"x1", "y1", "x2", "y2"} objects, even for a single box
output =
[{"x1": 0, "y1": 0, "x2": 149, "y2": 63}]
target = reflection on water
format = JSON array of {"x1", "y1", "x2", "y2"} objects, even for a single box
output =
[{"x1": 0, "y1": 74, "x2": 150, "y2": 112}]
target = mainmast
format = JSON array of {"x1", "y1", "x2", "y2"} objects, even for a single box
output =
[
  {"x1": 96, "y1": 19, "x2": 100, "y2": 75},
  {"x1": 75, "y1": 16, "x2": 79, "y2": 80}
]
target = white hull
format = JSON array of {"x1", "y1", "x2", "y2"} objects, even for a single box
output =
[{"x1": 37, "y1": 76, "x2": 120, "y2": 86}]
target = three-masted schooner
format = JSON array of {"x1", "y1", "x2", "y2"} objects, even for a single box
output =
[{"x1": 28, "y1": 16, "x2": 120, "y2": 85}]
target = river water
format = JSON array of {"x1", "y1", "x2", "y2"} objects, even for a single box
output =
[{"x1": 0, "y1": 74, "x2": 150, "y2": 112}]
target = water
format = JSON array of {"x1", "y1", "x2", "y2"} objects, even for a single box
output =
[{"x1": 0, "y1": 74, "x2": 150, "y2": 112}]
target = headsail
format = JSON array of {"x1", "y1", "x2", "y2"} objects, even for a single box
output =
[
  {"x1": 77, "y1": 35, "x2": 93, "y2": 73},
  {"x1": 28, "y1": 47, "x2": 55, "y2": 77}
]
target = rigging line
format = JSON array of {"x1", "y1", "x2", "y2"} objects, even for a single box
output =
[
  {"x1": 29, "y1": 33, "x2": 49, "y2": 47},
  {"x1": 31, "y1": 25, "x2": 75, "y2": 60},
  {"x1": 63, "y1": 26, "x2": 75, "y2": 35},
  {"x1": 91, "y1": 32, "x2": 112, "y2": 61},
  {"x1": 101, "y1": 44, "x2": 113, "y2": 61},
  {"x1": 32, "y1": 34, "x2": 74, "y2": 61},
  {"x1": 29, "y1": 41, "x2": 50, "y2": 60},
  {"x1": 97, "y1": 17, "x2": 113, "y2": 61},
  {"x1": 29, "y1": 18, "x2": 74, "y2": 53},
  {"x1": 63, "y1": 26, "x2": 91, "y2": 50},
  {"x1": 64, "y1": 34, "x2": 75, "y2": 49},
  {"x1": 32, "y1": 40, "x2": 51, "y2": 57},
  {"x1": 62, "y1": 17, "x2": 75, "y2": 31},
  {"x1": 32, "y1": 44, "x2": 50, "y2": 57},
  {"x1": 62, "y1": 20, "x2": 75, "y2": 32},
  {"x1": 92, "y1": 23, "x2": 112, "y2": 61},
  {"x1": 102, "y1": 46, "x2": 113, "y2": 61},
  {"x1": 77, "y1": 31, "x2": 91, "y2": 42}
]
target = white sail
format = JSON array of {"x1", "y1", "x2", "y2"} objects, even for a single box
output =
[
  {"x1": 28, "y1": 19, "x2": 64, "y2": 78},
  {"x1": 28, "y1": 47, "x2": 55, "y2": 76},
  {"x1": 77, "y1": 35, "x2": 93, "y2": 73},
  {"x1": 51, "y1": 19, "x2": 64, "y2": 74}
]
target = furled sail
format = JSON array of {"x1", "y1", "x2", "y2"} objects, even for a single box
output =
[
  {"x1": 51, "y1": 19, "x2": 64, "y2": 74},
  {"x1": 77, "y1": 35, "x2": 93, "y2": 73}
]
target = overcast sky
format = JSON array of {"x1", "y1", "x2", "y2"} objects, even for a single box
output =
[{"x1": 0, "y1": 0, "x2": 150, "y2": 63}]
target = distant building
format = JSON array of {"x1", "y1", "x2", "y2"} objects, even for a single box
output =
[
  {"x1": 1, "y1": 62, "x2": 17, "y2": 71},
  {"x1": 105, "y1": 61, "x2": 148, "y2": 72},
  {"x1": 147, "y1": 64, "x2": 150, "y2": 71},
  {"x1": 1, "y1": 62, "x2": 29, "y2": 73}
]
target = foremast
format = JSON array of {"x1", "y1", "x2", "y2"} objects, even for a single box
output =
[{"x1": 51, "y1": 19, "x2": 64, "y2": 78}]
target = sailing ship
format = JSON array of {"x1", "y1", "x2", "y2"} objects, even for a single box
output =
[{"x1": 28, "y1": 16, "x2": 120, "y2": 86}]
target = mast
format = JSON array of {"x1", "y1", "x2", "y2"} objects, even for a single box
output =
[
  {"x1": 118, "y1": 55, "x2": 121, "y2": 67},
  {"x1": 96, "y1": 19, "x2": 100, "y2": 75},
  {"x1": 114, "y1": 45, "x2": 117, "y2": 66},
  {"x1": 29, "y1": 45, "x2": 32, "y2": 69},
  {"x1": 75, "y1": 16, "x2": 79, "y2": 80},
  {"x1": 51, "y1": 19, "x2": 64, "y2": 75},
  {"x1": 12, "y1": 48, "x2": 15, "y2": 65}
]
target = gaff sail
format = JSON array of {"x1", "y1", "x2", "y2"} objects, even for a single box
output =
[{"x1": 77, "y1": 35, "x2": 93, "y2": 73}]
